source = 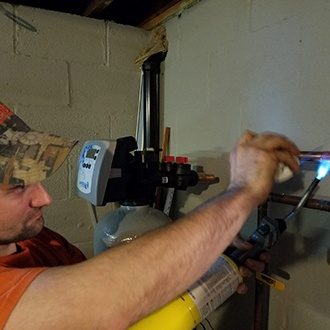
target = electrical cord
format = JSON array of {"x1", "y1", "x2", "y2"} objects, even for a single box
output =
[{"x1": 0, "y1": 4, "x2": 37, "y2": 32}]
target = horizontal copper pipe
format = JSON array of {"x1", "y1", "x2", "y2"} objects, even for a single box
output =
[
  {"x1": 269, "y1": 193, "x2": 330, "y2": 212},
  {"x1": 198, "y1": 172, "x2": 217, "y2": 182},
  {"x1": 299, "y1": 151, "x2": 330, "y2": 162}
]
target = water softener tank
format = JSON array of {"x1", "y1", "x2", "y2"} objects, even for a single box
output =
[{"x1": 94, "y1": 203, "x2": 172, "y2": 255}]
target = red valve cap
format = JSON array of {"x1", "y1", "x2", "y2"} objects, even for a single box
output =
[
  {"x1": 164, "y1": 156, "x2": 175, "y2": 163},
  {"x1": 176, "y1": 156, "x2": 188, "y2": 164}
]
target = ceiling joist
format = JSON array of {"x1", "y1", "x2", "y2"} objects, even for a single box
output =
[
  {"x1": 1, "y1": 0, "x2": 202, "y2": 29},
  {"x1": 83, "y1": 0, "x2": 114, "y2": 17},
  {"x1": 139, "y1": 0, "x2": 202, "y2": 30}
]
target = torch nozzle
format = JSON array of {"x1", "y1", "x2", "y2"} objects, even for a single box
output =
[{"x1": 283, "y1": 177, "x2": 321, "y2": 222}]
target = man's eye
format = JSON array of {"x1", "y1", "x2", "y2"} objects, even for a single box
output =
[{"x1": 15, "y1": 185, "x2": 25, "y2": 191}]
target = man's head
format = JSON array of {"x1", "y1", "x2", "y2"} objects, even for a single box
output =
[{"x1": 0, "y1": 102, "x2": 77, "y2": 251}]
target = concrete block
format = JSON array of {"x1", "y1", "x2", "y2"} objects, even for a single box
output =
[
  {"x1": 44, "y1": 198, "x2": 94, "y2": 244},
  {"x1": 110, "y1": 113, "x2": 137, "y2": 139},
  {"x1": 0, "y1": 52, "x2": 69, "y2": 106},
  {"x1": 70, "y1": 63, "x2": 141, "y2": 118},
  {"x1": 16, "y1": 5, "x2": 106, "y2": 65},
  {"x1": 0, "y1": 2, "x2": 14, "y2": 54},
  {"x1": 107, "y1": 22, "x2": 152, "y2": 72}
]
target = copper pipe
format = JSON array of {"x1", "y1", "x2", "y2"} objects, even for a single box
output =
[
  {"x1": 197, "y1": 172, "x2": 217, "y2": 182},
  {"x1": 253, "y1": 202, "x2": 270, "y2": 330},
  {"x1": 299, "y1": 151, "x2": 330, "y2": 162},
  {"x1": 269, "y1": 193, "x2": 330, "y2": 212}
]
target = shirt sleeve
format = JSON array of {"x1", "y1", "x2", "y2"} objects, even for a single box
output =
[{"x1": 41, "y1": 227, "x2": 87, "y2": 264}]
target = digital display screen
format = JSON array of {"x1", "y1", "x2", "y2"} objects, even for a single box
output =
[{"x1": 86, "y1": 148, "x2": 97, "y2": 159}]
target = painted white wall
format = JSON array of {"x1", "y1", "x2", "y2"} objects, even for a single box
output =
[
  {"x1": 0, "y1": 2, "x2": 152, "y2": 258},
  {"x1": 164, "y1": 0, "x2": 330, "y2": 329}
]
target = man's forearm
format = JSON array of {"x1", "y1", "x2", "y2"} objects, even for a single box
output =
[{"x1": 94, "y1": 186, "x2": 257, "y2": 328}]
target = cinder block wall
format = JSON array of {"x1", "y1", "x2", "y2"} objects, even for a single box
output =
[{"x1": 0, "y1": 2, "x2": 152, "y2": 258}]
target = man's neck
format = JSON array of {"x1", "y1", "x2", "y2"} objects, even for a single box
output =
[{"x1": 0, "y1": 243, "x2": 17, "y2": 257}]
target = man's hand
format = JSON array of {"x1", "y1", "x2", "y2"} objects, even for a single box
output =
[
  {"x1": 229, "y1": 131, "x2": 300, "y2": 206},
  {"x1": 229, "y1": 235, "x2": 270, "y2": 295},
  {"x1": 228, "y1": 131, "x2": 299, "y2": 293}
]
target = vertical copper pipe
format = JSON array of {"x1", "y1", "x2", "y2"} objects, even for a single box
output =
[{"x1": 253, "y1": 202, "x2": 269, "y2": 330}]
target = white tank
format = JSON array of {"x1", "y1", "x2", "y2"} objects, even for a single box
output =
[{"x1": 94, "y1": 204, "x2": 172, "y2": 255}]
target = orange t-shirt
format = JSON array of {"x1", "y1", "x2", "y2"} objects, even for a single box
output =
[{"x1": 0, "y1": 227, "x2": 86, "y2": 329}]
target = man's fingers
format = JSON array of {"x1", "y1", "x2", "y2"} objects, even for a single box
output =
[
  {"x1": 259, "y1": 251, "x2": 271, "y2": 263},
  {"x1": 248, "y1": 132, "x2": 300, "y2": 155},
  {"x1": 244, "y1": 258, "x2": 266, "y2": 273},
  {"x1": 236, "y1": 282, "x2": 248, "y2": 295},
  {"x1": 239, "y1": 265, "x2": 253, "y2": 278},
  {"x1": 237, "y1": 130, "x2": 257, "y2": 146},
  {"x1": 274, "y1": 150, "x2": 300, "y2": 173}
]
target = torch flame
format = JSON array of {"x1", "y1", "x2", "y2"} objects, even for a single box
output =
[{"x1": 316, "y1": 160, "x2": 330, "y2": 180}]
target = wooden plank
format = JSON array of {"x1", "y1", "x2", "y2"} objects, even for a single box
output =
[
  {"x1": 139, "y1": 0, "x2": 202, "y2": 30},
  {"x1": 83, "y1": 0, "x2": 114, "y2": 16}
]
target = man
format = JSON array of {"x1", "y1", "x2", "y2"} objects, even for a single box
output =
[{"x1": 0, "y1": 103, "x2": 300, "y2": 329}]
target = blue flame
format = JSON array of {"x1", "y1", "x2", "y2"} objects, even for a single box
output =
[{"x1": 316, "y1": 160, "x2": 330, "y2": 180}]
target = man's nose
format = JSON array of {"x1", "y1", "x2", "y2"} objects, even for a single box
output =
[{"x1": 29, "y1": 183, "x2": 52, "y2": 207}]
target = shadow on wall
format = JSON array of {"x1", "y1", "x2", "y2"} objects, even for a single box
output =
[
  {"x1": 268, "y1": 227, "x2": 329, "y2": 315},
  {"x1": 202, "y1": 279, "x2": 256, "y2": 330},
  {"x1": 269, "y1": 229, "x2": 328, "y2": 277}
]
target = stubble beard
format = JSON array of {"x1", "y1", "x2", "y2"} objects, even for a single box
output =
[{"x1": 0, "y1": 213, "x2": 45, "y2": 245}]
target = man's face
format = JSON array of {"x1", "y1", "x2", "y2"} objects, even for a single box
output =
[{"x1": 0, "y1": 183, "x2": 52, "y2": 244}]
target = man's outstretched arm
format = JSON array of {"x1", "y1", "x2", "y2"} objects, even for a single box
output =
[{"x1": 6, "y1": 131, "x2": 300, "y2": 330}]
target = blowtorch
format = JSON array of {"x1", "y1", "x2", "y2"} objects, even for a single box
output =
[
  {"x1": 228, "y1": 176, "x2": 321, "y2": 266},
  {"x1": 129, "y1": 161, "x2": 328, "y2": 330}
]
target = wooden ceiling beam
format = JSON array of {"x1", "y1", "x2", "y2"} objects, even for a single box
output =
[
  {"x1": 139, "y1": 0, "x2": 202, "y2": 30},
  {"x1": 83, "y1": 0, "x2": 114, "y2": 16}
]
